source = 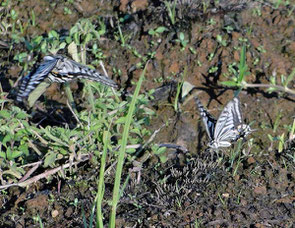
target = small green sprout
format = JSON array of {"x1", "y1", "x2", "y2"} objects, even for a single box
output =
[
  {"x1": 152, "y1": 145, "x2": 167, "y2": 163},
  {"x1": 148, "y1": 26, "x2": 167, "y2": 37},
  {"x1": 175, "y1": 32, "x2": 188, "y2": 51},
  {"x1": 278, "y1": 133, "x2": 285, "y2": 153},
  {"x1": 208, "y1": 66, "x2": 218, "y2": 74},
  {"x1": 217, "y1": 34, "x2": 227, "y2": 46},
  {"x1": 63, "y1": 7, "x2": 72, "y2": 15}
]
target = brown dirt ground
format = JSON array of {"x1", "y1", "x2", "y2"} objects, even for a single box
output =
[{"x1": 0, "y1": 0, "x2": 294, "y2": 227}]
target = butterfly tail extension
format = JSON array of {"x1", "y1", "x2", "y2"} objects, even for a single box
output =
[
  {"x1": 78, "y1": 70, "x2": 118, "y2": 88},
  {"x1": 194, "y1": 96, "x2": 205, "y2": 114},
  {"x1": 52, "y1": 56, "x2": 118, "y2": 88}
]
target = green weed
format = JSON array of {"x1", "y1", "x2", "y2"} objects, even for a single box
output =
[
  {"x1": 221, "y1": 45, "x2": 295, "y2": 96},
  {"x1": 151, "y1": 144, "x2": 167, "y2": 163},
  {"x1": 148, "y1": 26, "x2": 168, "y2": 37}
]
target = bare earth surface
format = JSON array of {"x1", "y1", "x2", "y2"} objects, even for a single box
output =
[{"x1": 0, "y1": 0, "x2": 294, "y2": 227}]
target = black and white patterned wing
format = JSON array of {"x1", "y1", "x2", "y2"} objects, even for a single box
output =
[
  {"x1": 231, "y1": 97, "x2": 243, "y2": 127},
  {"x1": 232, "y1": 97, "x2": 253, "y2": 140},
  {"x1": 16, "y1": 56, "x2": 59, "y2": 102},
  {"x1": 194, "y1": 97, "x2": 217, "y2": 141},
  {"x1": 213, "y1": 98, "x2": 239, "y2": 146},
  {"x1": 50, "y1": 56, "x2": 118, "y2": 88}
]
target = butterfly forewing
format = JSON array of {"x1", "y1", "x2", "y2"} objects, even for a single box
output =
[
  {"x1": 214, "y1": 99, "x2": 235, "y2": 141},
  {"x1": 16, "y1": 56, "x2": 58, "y2": 102}
]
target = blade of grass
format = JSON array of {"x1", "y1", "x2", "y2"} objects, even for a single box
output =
[
  {"x1": 68, "y1": 40, "x2": 95, "y2": 111},
  {"x1": 37, "y1": 214, "x2": 44, "y2": 228},
  {"x1": 82, "y1": 205, "x2": 88, "y2": 228},
  {"x1": 235, "y1": 45, "x2": 247, "y2": 97},
  {"x1": 64, "y1": 82, "x2": 77, "y2": 112},
  {"x1": 117, "y1": 22, "x2": 125, "y2": 46},
  {"x1": 109, "y1": 62, "x2": 148, "y2": 227},
  {"x1": 174, "y1": 66, "x2": 187, "y2": 112},
  {"x1": 81, "y1": 44, "x2": 95, "y2": 112},
  {"x1": 119, "y1": 174, "x2": 130, "y2": 197},
  {"x1": 238, "y1": 45, "x2": 247, "y2": 84},
  {"x1": 285, "y1": 68, "x2": 295, "y2": 86},
  {"x1": 89, "y1": 202, "x2": 96, "y2": 228},
  {"x1": 99, "y1": 60, "x2": 120, "y2": 104},
  {"x1": 289, "y1": 118, "x2": 295, "y2": 141},
  {"x1": 96, "y1": 121, "x2": 112, "y2": 228},
  {"x1": 232, "y1": 140, "x2": 242, "y2": 177}
]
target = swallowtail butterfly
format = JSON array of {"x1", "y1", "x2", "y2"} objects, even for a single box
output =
[
  {"x1": 16, "y1": 55, "x2": 118, "y2": 103},
  {"x1": 195, "y1": 97, "x2": 252, "y2": 149}
]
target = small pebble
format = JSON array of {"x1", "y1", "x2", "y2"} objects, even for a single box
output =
[{"x1": 51, "y1": 210, "x2": 59, "y2": 218}]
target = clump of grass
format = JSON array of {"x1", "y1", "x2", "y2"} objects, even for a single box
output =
[{"x1": 164, "y1": 0, "x2": 177, "y2": 26}]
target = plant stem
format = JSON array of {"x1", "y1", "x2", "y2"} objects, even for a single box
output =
[
  {"x1": 117, "y1": 22, "x2": 125, "y2": 46},
  {"x1": 81, "y1": 43, "x2": 95, "y2": 111},
  {"x1": 243, "y1": 83, "x2": 295, "y2": 96},
  {"x1": 109, "y1": 62, "x2": 148, "y2": 228}
]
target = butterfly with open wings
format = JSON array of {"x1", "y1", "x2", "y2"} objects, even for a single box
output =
[{"x1": 195, "y1": 97, "x2": 253, "y2": 149}]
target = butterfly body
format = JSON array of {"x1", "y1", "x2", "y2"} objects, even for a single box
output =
[
  {"x1": 16, "y1": 55, "x2": 118, "y2": 103},
  {"x1": 195, "y1": 97, "x2": 252, "y2": 149}
]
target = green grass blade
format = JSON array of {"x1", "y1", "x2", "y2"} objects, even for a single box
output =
[
  {"x1": 238, "y1": 45, "x2": 246, "y2": 83},
  {"x1": 174, "y1": 66, "x2": 186, "y2": 112},
  {"x1": 286, "y1": 68, "x2": 295, "y2": 86},
  {"x1": 96, "y1": 123, "x2": 112, "y2": 228},
  {"x1": 64, "y1": 82, "x2": 77, "y2": 112},
  {"x1": 109, "y1": 63, "x2": 148, "y2": 227},
  {"x1": 82, "y1": 205, "x2": 88, "y2": 228},
  {"x1": 89, "y1": 202, "x2": 96, "y2": 228},
  {"x1": 37, "y1": 214, "x2": 44, "y2": 228}
]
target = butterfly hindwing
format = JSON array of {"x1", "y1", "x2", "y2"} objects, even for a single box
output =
[
  {"x1": 52, "y1": 56, "x2": 118, "y2": 87},
  {"x1": 194, "y1": 97, "x2": 217, "y2": 141}
]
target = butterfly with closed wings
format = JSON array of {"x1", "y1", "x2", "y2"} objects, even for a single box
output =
[
  {"x1": 15, "y1": 55, "x2": 118, "y2": 104},
  {"x1": 195, "y1": 97, "x2": 253, "y2": 149}
]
